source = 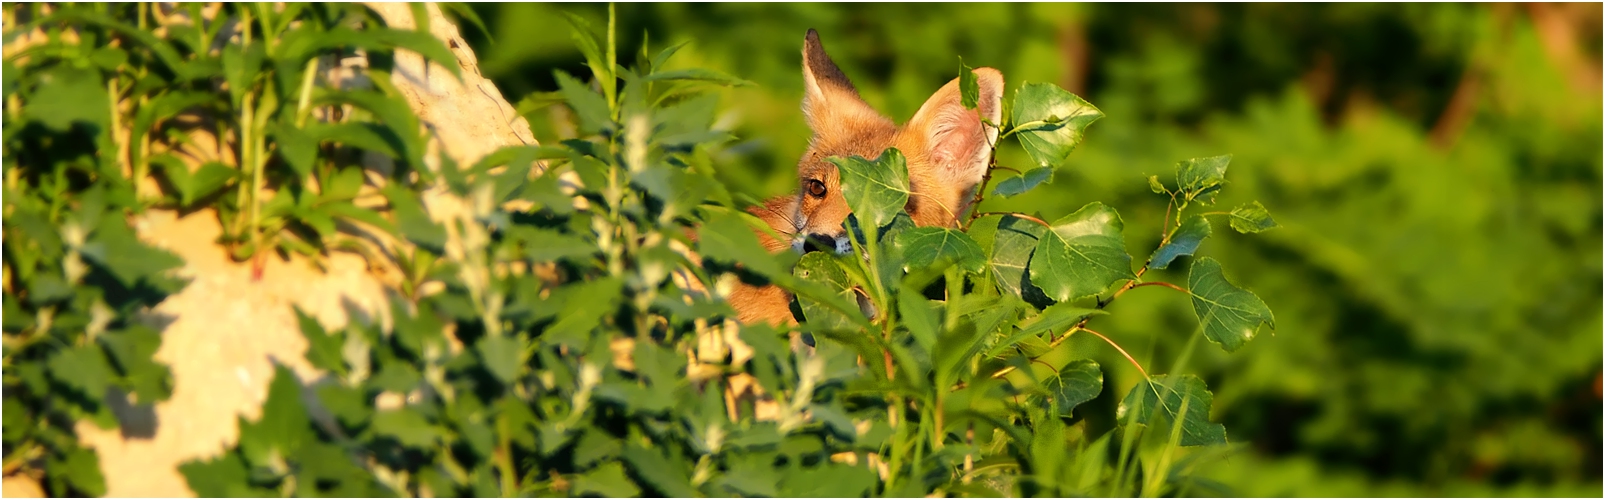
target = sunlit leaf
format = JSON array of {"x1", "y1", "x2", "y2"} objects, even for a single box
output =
[
  {"x1": 1150, "y1": 215, "x2": 1211, "y2": 270},
  {"x1": 1188, "y1": 257, "x2": 1273, "y2": 352},
  {"x1": 1117, "y1": 374, "x2": 1227, "y2": 447},
  {"x1": 897, "y1": 226, "x2": 985, "y2": 274},
  {"x1": 1228, "y1": 200, "x2": 1279, "y2": 233},
  {"x1": 1010, "y1": 82, "x2": 1103, "y2": 168},
  {"x1": 1029, "y1": 202, "x2": 1134, "y2": 302},
  {"x1": 829, "y1": 148, "x2": 911, "y2": 230},
  {"x1": 1175, "y1": 155, "x2": 1232, "y2": 206},
  {"x1": 993, "y1": 166, "x2": 1054, "y2": 198}
]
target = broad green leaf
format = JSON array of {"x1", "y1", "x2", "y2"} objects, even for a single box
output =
[
  {"x1": 321, "y1": 166, "x2": 366, "y2": 202},
  {"x1": 506, "y1": 226, "x2": 594, "y2": 264},
  {"x1": 1010, "y1": 82, "x2": 1103, "y2": 168},
  {"x1": 1176, "y1": 155, "x2": 1232, "y2": 205},
  {"x1": 899, "y1": 284, "x2": 942, "y2": 354},
  {"x1": 700, "y1": 209, "x2": 783, "y2": 277},
  {"x1": 26, "y1": 66, "x2": 110, "y2": 135},
  {"x1": 47, "y1": 346, "x2": 112, "y2": 399},
  {"x1": 1149, "y1": 215, "x2": 1211, "y2": 270},
  {"x1": 49, "y1": 447, "x2": 107, "y2": 497},
  {"x1": 382, "y1": 186, "x2": 446, "y2": 252},
  {"x1": 1029, "y1": 202, "x2": 1134, "y2": 302},
  {"x1": 793, "y1": 252, "x2": 858, "y2": 332},
  {"x1": 896, "y1": 227, "x2": 985, "y2": 274},
  {"x1": 478, "y1": 335, "x2": 523, "y2": 384},
  {"x1": 274, "y1": 125, "x2": 318, "y2": 179},
  {"x1": 572, "y1": 462, "x2": 641, "y2": 498},
  {"x1": 829, "y1": 148, "x2": 911, "y2": 230},
  {"x1": 1117, "y1": 374, "x2": 1227, "y2": 447},
  {"x1": 643, "y1": 68, "x2": 754, "y2": 87},
  {"x1": 780, "y1": 464, "x2": 878, "y2": 497},
  {"x1": 1046, "y1": 359, "x2": 1103, "y2": 416},
  {"x1": 178, "y1": 453, "x2": 248, "y2": 497},
  {"x1": 255, "y1": 365, "x2": 312, "y2": 453},
  {"x1": 993, "y1": 166, "x2": 1054, "y2": 198},
  {"x1": 1188, "y1": 257, "x2": 1273, "y2": 352},
  {"x1": 959, "y1": 61, "x2": 979, "y2": 109},
  {"x1": 1228, "y1": 200, "x2": 1279, "y2": 233},
  {"x1": 98, "y1": 326, "x2": 172, "y2": 402},
  {"x1": 80, "y1": 216, "x2": 179, "y2": 288},
  {"x1": 989, "y1": 214, "x2": 1048, "y2": 301},
  {"x1": 371, "y1": 408, "x2": 443, "y2": 449},
  {"x1": 720, "y1": 456, "x2": 781, "y2": 497},
  {"x1": 542, "y1": 278, "x2": 623, "y2": 348},
  {"x1": 555, "y1": 69, "x2": 612, "y2": 135},
  {"x1": 622, "y1": 444, "x2": 697, "y2": 497}
]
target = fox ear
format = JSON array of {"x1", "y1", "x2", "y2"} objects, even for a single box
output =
[
  {"x1": 907, "y1": 67, "x2": 1004, "y2": 190},
  {"x1": 801, "y1": 29, "x2": 883, "y2": 131}
]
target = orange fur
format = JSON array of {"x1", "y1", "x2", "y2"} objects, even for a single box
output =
[{"x1": 729, "y1": 29, "x2": 1005, "y2": 326}]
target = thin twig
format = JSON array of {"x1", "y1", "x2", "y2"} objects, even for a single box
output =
[
  {"x1": 971, "y1": 211, "x2": 1050, "y2": 228},
  {"x1": 1083, "y1": 327, "x2": 1149, "y2": 379}
]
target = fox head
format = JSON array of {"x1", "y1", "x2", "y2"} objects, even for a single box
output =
[{"x1": 752, "y1": 29, "x2": 1005, "y2": 255}]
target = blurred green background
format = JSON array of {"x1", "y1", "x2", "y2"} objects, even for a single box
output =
[{"x1": 458, "y1": 3, "x2": 1602, "y2": 497}]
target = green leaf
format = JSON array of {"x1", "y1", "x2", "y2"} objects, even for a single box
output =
[
  {"x1": 1149, "y1": 215, "x2": 1211, "y2": 270},
  {"x1": 478, "y1": 335, "x2": 524, "y2": 384},
  {"x1": 622, "y1": 444, "x2": 697, "y2": 497},
  {"x1": 793, "y1": 252, "x2": 859, "y2": 332},
  {"x1": 542, "y1": 278, "x2": 623, "y2": 349},
  {"x1": 781, "y1": 464, "x2": 878, "y2": 497},
  {"x1": 98, "y1": 326, "x2": 172, "y2": 402},
  {"x1": 48, "y1": 446, "x2": 107, "y2": 497},
  {"x1": 1046, "y1": 359, "x2": 1102, "y2": 416},
  {"x1": 1010, "y1": 82, "x2": 1103, "y2": 168},
  {"x1": 1188, "y1": 257, "x2": 1273, "y2": 352},
  {"x1": 1029, "y1": 202, "x2": 1134, "y2": 302},
  {"x1": 959, "y1": 60, "x2": 979, "y2": 110},
  {"x1": 561, "y1": 12, "x2": 612, "y2": 101},
  {"x1": 643, "y1": 68, "x2": 754, "y2": 87},
  {"x1": 382, "y1": 186, "x2": 446, "y2": 252},
  {"x1": 1228, "y1": 201, "x2": 1279, "y2": 233},
  {"x1": 26, "y1": 66, "x2": 110, "y2": 135},
  {"x1": 829, "y1": 148, "x2": 911, "y2": 230},
  {"x1": 1015, "y1": 302, "x2": 1107, "y2": 337},
  {"x1": 1147, "y1": 174, "x2": 1167, "y2": 194},
  {"x1": 699, "y1": 209, "x2": 786, "y2": 278},
  {"x1": 572, "y1": 462, "x2": 641, "y2": 498},
  {"x1": 720, "y1": 456, "x2": 781, "y2": 497},
  {"x1": 321, "y1": 166, "x2": 366, "y2": 202},
  {"x1": 896, "y1": 227, "x2": 986, "y2": 274},
  {"x1": 1175, "y1": 155, "x2": 1232, "y2": 205},
  {"x1": 993, "y1": 166, "x2": 1054, "y2": 198},
  {"x1": 649, "y1": 40, "x2": 691, "y2": 73},
  {"x1": 253, "y1": 365, "x2": 312, "y2": 453},
  {"x1": 989, "y1": 214, "x2": 1048, "y2": 301},
  {"x1": 507, "y1": 226, "x2": 594, "y2": 264},
  {"x1": 554, "y1": 70, "x2": 613, "y2": 135},
  {"x1": 305, "y1": 122, "x2": 404, "y2": 159},
  {"x1": 898, "y1": 284, "x2": 942, "y2": 354},
  {"x1": 1117, "y1": 374, "x2": 1227, "y2": 447},
  {"x1": 179, "y1": 452, "x2": 248, "y2": 497},
  {"x1": 274, "y1": 124, "x2": 318, "y2": 179},
  {"x1": 47, "y1": 345, "x2": 112, "y2": 399},
  {"x1": 371, "y1": 408, "x2": 443, "y2": 449}
]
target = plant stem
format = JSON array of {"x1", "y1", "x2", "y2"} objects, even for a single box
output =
[
  {"x1": 1081, "y1": 327, "x2": 1148, "y2": 379},
  {"x1": 970, "y1": 211, "x2": 1050, "y2": 228}
]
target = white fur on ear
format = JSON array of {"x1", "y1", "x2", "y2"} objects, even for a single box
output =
[{"x1": 912, "y1": 68, "x2": 1004, "y2": 190}]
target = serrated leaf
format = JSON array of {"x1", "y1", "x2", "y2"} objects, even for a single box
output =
[
  {"x1": 989, "y1": 214, "x2": 1049, "y2": 301},
  {"x1": 382, "y1": 186, "x2": 446, "y2": 252},
  {"x1": 793, "y1": 252, "x2": 858, "y2": 332},
  {"x1": 256, "y1": 365, "x2": 312, "y2": 453},
  {"x1": 27, "y1": 66, "x2": 110, "y2": 135},
  {"x1": 572, "y1": 462, "x2": 641, "y2": 498},
  {"x1": 622, "y1": 444, "x2": 697, "y2": 497},
  {"x1": 555, "y1": 70, "x2": 611, "y2": 136},
  {"x1": 959, "y1": 61, "x2": 979, "y2": 110},
  {"x1": 643, "y1": 68, "x2": 753, "y2": 87},
  {"x1": 1010, "y1": 82, "x2": 1103, "y2": 168},
  {"x1": 720, "y1": 456, "x2": 780, "y2": 497},
  {"x1": 1047, "y1": 359, "x2": 1102, "y2": 416},
  {"x1": 49, "y1": 446, "x2": 106, "y2": 497},
  {"x1": 507, "y1": 226, "x2": 594, "y2": 264},
  {"x1": 47, "y1": 346, "x2": 111, "y2": 399},
  {"x1": 829, "y1": 148, "x2": 911, "y2": 230},
  {"x1": 699, "y1": 209, "x2": 785, "y2": 278},
  {"x1": 1117, "y1": 374, "x2": 1227, "y2": 447},
  {"x1": 372, "y1": 408, "x2": 443, "y2": 449},
  {"x1": 542, "y1": 278, "x2": 623, "y2": 349},
  {"x1": 1228, "y1": 201, "x2": 1278, "y2": 233},
  {"x1": 179, "y1": 452, "x2": 248, "y2": 497},
  {"x1": 98, "y1": 326, "x2": 172, "y2": 402},
  {"x1": 78, "y1": 214, "x2": 187, "y2": 288},
  {"x1": 1175, "y1": 155, "x2": 1232, "y2": 205},
  {"x1": 1150, "y1": 215, "x2": 1211, "y2": 270},
  {"x1": 1029, "y1": 202, "x2": 1134, "y2": 302},
  {"x1": 478, "y1": 335, "x2": 523, "y2": 384},
  {"x1": 1188, "y1": 257, "x2": 1273, "y2": 352},
  {"x1": 274, "y1": 124, "x2": 318, "y2": 179},
  {"x1": 993, "y1": 166, "x2": 1054, "y2": 198},
  {"x1": 897, "y1": 226, "x2": 985, "y2": 274}
]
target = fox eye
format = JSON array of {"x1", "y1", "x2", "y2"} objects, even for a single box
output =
[{"x1": 805, "y1": 179, "x2": 827, "y2": 198}]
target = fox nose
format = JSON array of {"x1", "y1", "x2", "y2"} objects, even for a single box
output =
[{"x1": 803, "y1": 233, "x2": 851, "y2": 255}]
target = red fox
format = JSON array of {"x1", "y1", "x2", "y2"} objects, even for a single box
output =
[{"x1": 727, "y1": 29, "x2": 1004, "y2": 325}]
